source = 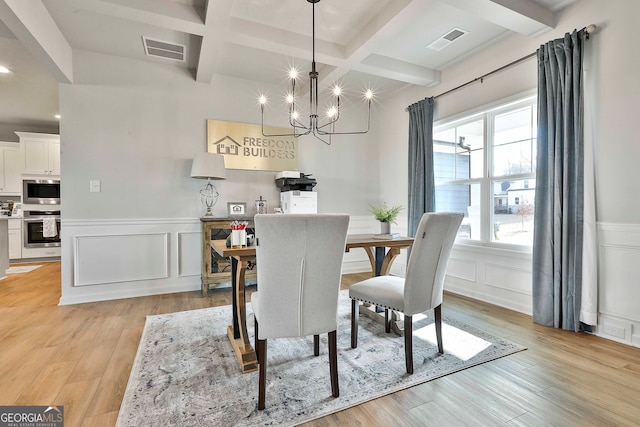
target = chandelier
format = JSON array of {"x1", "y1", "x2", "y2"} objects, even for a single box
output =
[{"x1": 258, "y1": 0, "x2": 373, "y2": 145}]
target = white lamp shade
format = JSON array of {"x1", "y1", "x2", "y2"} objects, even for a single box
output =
[{"x1": 190, "y1": 152, "x2": 226, "y2": 180}]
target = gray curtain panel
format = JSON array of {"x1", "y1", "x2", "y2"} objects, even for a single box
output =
[
  {"x1": 407, "y1": 97, "x2": 435, "y2": 238},
  {"x1": 532, "y1": 29, "x2": 586, "y2": 331}
]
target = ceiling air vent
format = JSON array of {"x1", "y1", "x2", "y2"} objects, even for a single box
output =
[
  {"x1": 142, "y1": 37, "x2": 185, "y2": 61},
  {"x1": 426, "y1": 28, "x2": 468, "y2": 51}
]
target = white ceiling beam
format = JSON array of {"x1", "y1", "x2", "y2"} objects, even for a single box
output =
[
  {"x1": 0, "y1": 0, "x2": 73, "y2": 83},
  {"x1": 194, "y1": 0, "x2": 235, "y2": 84},
  {"x1": 68, "y1": 0, "x2": 228, "y2": 83},
  {"x1": 357, "y1": 54, "x2": 441, "y2": 87},
  {"x1": 70, "y1": 0, "x2": 206, "y2": 35},
  {"x1": 444, "y1": 0, "x2": 555, "y2": 36},
  {"x1": 207, "y1": 0, "x2": 441, "y2": 87},
  {"x1": 225, "y1": 17, "x2": 345, "y2": 66},
  {"x1": 320, "y1": 0, "x2": 440, "y2": 88}
]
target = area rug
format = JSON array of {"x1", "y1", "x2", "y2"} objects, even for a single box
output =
[
  {"x1": 6, "y1": 265, "x2": 42, "y2": 274},
  {"x1": 117, "y1": 291, "x2": 525, "y2": 427}
]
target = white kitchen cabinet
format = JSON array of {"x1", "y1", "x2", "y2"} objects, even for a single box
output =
[
  {"x1": 48, "y1": 140, "x2": 61, "y2": 175},
  {"x1": 8, "y1": 218, "x2": 21, "y2": 260},
  {"x1": 16, "y1": 132, "x2": 60, "y2": 176},
  {"x1": 0, "y1": 142, "x2": 21, "y2": 194}
]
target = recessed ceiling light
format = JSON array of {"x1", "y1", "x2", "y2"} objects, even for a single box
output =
[
  {"x1": 0, "y1": 66, "x2": 11, "y2": 74},
  {"x1": 54, "y1": 114, "x2": 61, "y2": 119}
]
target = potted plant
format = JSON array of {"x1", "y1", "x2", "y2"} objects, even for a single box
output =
[{"x1": 369, "y1": 202, "x2": 403, "y2": 234}]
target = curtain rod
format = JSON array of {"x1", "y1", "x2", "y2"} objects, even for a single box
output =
[{"x1": 405, "y1": 24, "x2": 596, "y2": 111}]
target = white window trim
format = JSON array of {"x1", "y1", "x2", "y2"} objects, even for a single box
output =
[{"x1": 434, "y1": 91, "x2": 537, "y2": 254}]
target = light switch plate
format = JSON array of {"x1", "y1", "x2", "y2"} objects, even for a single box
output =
[{"x1": 90, "y1": 180, "x2": 101, "y2": 193}]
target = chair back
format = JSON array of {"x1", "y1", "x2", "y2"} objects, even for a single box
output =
[
  {"x1": 403, "y1": 212, "x2": 463, "y2": 315},
  {"x1": 254, "y1": 213, "x2": 350, "y2": 339}
]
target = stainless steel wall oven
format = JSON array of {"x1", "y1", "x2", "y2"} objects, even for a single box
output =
[{"x1": 23, "y1": 210, "x2": 61, "y2": 248}]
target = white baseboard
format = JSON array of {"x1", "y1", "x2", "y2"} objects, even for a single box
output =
[{"x1": 59, "y1": 278, "x2": 200, "y2": 305}]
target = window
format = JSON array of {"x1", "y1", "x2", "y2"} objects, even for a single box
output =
[{"x1": 433, "y1": 95, "x2": 536, "y2": 248}]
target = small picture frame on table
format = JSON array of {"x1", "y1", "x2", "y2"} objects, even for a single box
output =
[{"x1": 227, "y1": 202, "x2": 246, "y2": 216}]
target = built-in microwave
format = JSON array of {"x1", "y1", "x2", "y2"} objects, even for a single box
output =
[{"x1": 23, "y1": 179, "x2": 61, "y2": 205}]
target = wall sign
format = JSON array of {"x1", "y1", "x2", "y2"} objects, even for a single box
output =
[{"x1": 207, "y1": 120, "x2": 299, "y2": 171}]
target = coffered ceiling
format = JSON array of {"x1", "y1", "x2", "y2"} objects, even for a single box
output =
[{"x1": 0, "y1": 0, "x2": 578, "y2": 130}]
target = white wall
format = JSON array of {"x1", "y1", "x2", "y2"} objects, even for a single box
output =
[
  {"x1": 58, "y1": 50, "x2": 383, "y2": 304},
  {"x1": 380, "y1": 0, "x2": 640, "y2": 346}
]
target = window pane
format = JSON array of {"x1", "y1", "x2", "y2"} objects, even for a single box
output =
[
  {"x1": 458, "y1": 120, "x2": 484, "y2": 179},
  {"x1": 493, "y1": 106, "x2": 535, "y2": 176},
  {"x1": 435, "y1": 182, "x2": 481, "y2": 240},
  {"x1": 491, "y1": 179, "x2": 535, "y2": 245},
  {"x1": 434, "y1": 119, "x2": 484, "y2": 182}
]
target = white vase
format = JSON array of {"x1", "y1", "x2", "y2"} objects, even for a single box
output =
[
  {"x1": 380, "y1": 221, "x2": 390, "y2": 234},
  {"x1": 231, "y1": 229, "x2": 246, "y2": 247}
]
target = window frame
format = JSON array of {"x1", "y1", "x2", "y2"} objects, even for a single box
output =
[{"x1": 433, "y1": 91, "x2": 537, "y2": 253}]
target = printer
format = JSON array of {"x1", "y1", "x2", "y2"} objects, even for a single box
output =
[{"x1": 276, "y1": 171, "x2": 317, "y2": 214}]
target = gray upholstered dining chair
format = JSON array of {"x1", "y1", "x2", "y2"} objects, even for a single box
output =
[
  {"x1": 349, "y1": 212, "x2": 463, "y2": 374},
  {"x1": 251, "y1": 213, "x2": 350, "y2": 410}
]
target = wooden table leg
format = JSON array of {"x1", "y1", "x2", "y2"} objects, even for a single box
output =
[
  {"x1": 227, "y1": 255, "x2": 258, "y2": 373},
  {"x1": 359, "y1": 246, "x2": 404, "y2": 335},
  {"x1": 363, "y1": 247, "x2": 376, "y2": 277},
  {"x1": 359, "y1": 303, "x2": 405, "y2": 334},
  {"x1": 379, "y1": 247, "x2": 401, "y2": 276}
]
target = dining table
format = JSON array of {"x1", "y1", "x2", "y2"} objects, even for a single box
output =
[{"x1": 211, "y1": 233, "x2": 414, "y2": 373}]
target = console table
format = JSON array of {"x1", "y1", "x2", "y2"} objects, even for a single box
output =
[{"x1": 199, "y1": 216, "x2": 255, "y2": 296}]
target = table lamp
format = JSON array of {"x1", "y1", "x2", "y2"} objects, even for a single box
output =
[{"x1": 190, "y1": 152, "x2": 227, "y2": 216}]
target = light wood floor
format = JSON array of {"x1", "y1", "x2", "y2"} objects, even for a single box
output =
[{"x1": 1, "y1": 262, "x2": 640, "y2": 426}]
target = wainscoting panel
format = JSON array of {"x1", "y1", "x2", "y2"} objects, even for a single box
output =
[
  {"x1": 444, "y1": 244, "x2": 533, "y2": 315},
  {"x1": 447, "y1": 257, "x2": 477, "y2": 282},
  {"x1": 60, "y1": 216, "x2": 383, "y2": 304},
  {"x1": 61, "y1": 218, "x2": 202, "y2": 304},
  {"x1": 74, "y1": 233, "x2": 169, "y2": 286},
  {"x1": 597, "y1": 223, "x2": 640, "y2": 346},
  {"x1": 177, "y1": 231, "x2": 201, "y2": 277},
  {"x1": 485, "y1": 262, "x2": 531, "y2": 295}
]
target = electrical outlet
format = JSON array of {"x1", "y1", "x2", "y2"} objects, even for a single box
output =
[{"x1": 603, "y1": 324, "x2": 626, "y2": 339}]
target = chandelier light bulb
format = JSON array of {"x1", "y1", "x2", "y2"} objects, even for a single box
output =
[
  {"x1": 286, "y1": 93, "x2": 294, "y2": 104},
  {"x1": 259, "y1": 95, "x2": 267, "y2": 105},
  {"x1": 365, "y1": 89, "x2": 374, "y2": 100},
  {"x1": 289, "y1": 68, "x2": 298, "y2": 80},
  {"x1": 291, "y1": 111, "x2": 299, "y2": 120},
  {"x1": 333, "y1": 86, "x2": 341, "y2": 97},
  {"x1": 327, "y1": 106, "x2": 338, "y2": 118}
]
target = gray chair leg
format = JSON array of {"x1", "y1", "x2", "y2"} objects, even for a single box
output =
[
  {"x1": 351, "y1": 299, "x2": 358, "y2": 348},
  {"x1": 328, "y1": 330, "x2": 339, "y2": 397},
  {"x1": 404, "y1": 314, "x2": 413, "y2": 374},
  {"x1": 257, "y1": 336, "x2": 267, "y2": 410},
  {"x1": 314, "y1": 335, "x2": 320, "y2": 356},
  {"x1": 435, "y1": 304, "x2": 444, "y2": 354}
]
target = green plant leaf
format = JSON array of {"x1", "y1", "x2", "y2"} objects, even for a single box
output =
[{"x1": 369, "y1": 202, "x2": 403, "y2": 224}]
